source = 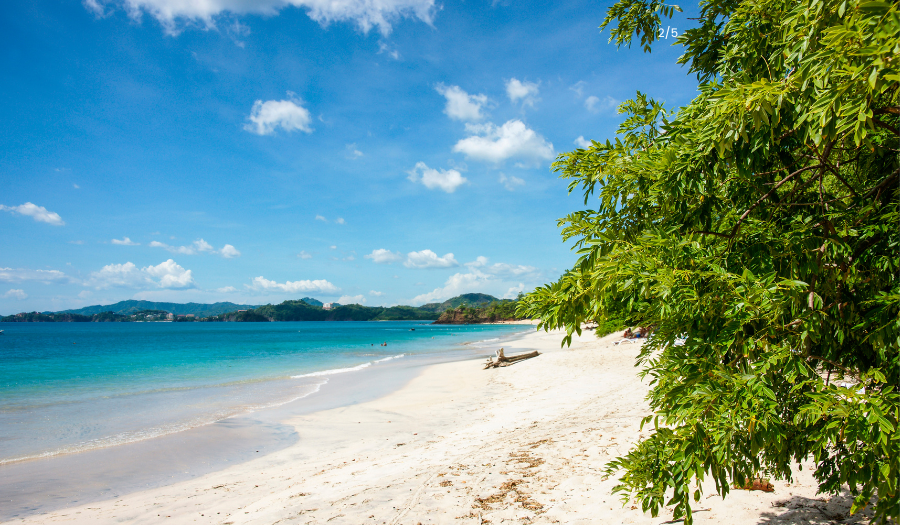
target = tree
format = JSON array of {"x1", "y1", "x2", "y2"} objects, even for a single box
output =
[{"x1": 519, "y1": 0, "x2": 899, "y2": 522}]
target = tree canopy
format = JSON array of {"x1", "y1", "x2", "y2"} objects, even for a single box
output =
[{"x1": 519, "y1": 0, "x2": 898, "y2": 522}]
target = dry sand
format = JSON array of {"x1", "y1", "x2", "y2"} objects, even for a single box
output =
[{"x1": 12, "y1": 328, "x2": 869, "y2": 524}]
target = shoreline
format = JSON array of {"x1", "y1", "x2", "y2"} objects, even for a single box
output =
[
  {"x1": 0, "y1": 324, "x2": 533, "y2": 520},
  {"x1": 8, "y1": 328, "x2": 853, "y2": 524}
]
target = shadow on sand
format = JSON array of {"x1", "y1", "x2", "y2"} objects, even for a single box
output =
[{"x1": 755, "y1": 490, "x2": 877, "y2": 525}]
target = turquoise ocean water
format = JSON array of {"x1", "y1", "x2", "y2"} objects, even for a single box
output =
[{"x1": 0, "y1": 321, "x2": 528, "y2": 466}]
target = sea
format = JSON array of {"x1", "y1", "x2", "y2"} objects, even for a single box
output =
[{"x1": 0, "y1": 320, "x2": 531, "y2": 518}]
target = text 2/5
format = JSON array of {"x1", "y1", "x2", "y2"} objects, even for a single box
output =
[{"x1": 658, "y1": 26, "x2": 678, "y2": 39}]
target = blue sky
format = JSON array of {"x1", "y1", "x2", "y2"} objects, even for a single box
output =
[{"x1": 1, "y1": 0, "x2": 699, "y2": 314}]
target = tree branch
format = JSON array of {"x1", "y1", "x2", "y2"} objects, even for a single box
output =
[{"x1": 728, "y1": 164, "x2": 822, "y2": 238}]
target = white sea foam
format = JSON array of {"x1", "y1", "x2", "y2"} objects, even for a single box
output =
[
  {"x1": 374, "y1": 354, "x2": 404, "y2": 363},
  {"x1": 291, "y1": 353, "x2": 404, "y2": 378},
  {"x1": 291, "y1": 362, "x2": 372, "y2": 378}
]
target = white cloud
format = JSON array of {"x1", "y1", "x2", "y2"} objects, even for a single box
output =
[
  {"x1": 346, "y1": 143, "x2": 363, "y2": 159},
  {"x1": 316, "y1": 215, "x2": 327, "y2": 222},
  {"x1": 216, "y1": 286, "x2": 237, "y2": 293},
  {"x1": 111, "y1": 237, "x2": 139, "y2": 246},
  {"x1": 244, "y1": 97, "x2": 312, "y2": 136},
  {"x1": 377, "y1": 42, "x2": 401, "y2": 60},
  {"x1": 465, "y1": 256, "x2": 540, "y2": 279},
  {"x1": 453, "y1": 120, "x2": 554, "y2": 164},
  {"x1": 0, "y1": 267, "x2": 71, "y2": 284},
  {"x1": 574, "y1": 136, "x2": 592, "y2": 149},
  {"x1": 73, "y1": 183, "x2": 80, "y2": 189},
  {"x1": 220, "y1": 244, "x2": 241, "y2": 258},
  {"x1": 412, "y1": 270, "x2": 492, "y2": 304},
  {"x1": 407, "y1": 162, "x2": 467, "y2": 193},
  {"x1": 87, "y1": 259, "x2": 195, "y2": 290},
  {"x1": 366, "y1": 248, "x2": 459, "y2": 268},
  {"x1": 144, "y1": 260, "x2": 195, "y2": 288},
  {"x1": 338, "y1": 294, "x2": 366, "y2": 304},
  {"x1": 149, "y1": 238, "x2": 237, "y2": 258},
  {"x1": 4, "y1": 289, "x2": 27, "y2": 300},
  {"x1": 404, "y1": 249, "x2": 458, "y2": 269},
  {"x1": 498, "y1": 173, "x2": 525, "y2": 191},
  {"x1": 505, "y1": 78, "x2": 539, "y2": 106},
  {"x1": 249, "y1": 276, "x2": 339, "y2": 294},
  {"x1": 503, "y1": 283, "x2": 525, "y2": 299},
  {"x1": 85, "y1": 0, "x2": 434, "y2": 36},
  {"x1": 370, "y1": 290, "x2": 384, "y2": 296},
  {"x1": 365, "y1": 248, "x2": 404, "y2": 264},
  {"x1": 298, "y1": 251, "x2": 313, "y2": 259},
  {"x1": 435, "y1": 84, "x2": 487, "y2": 121},
  {"x1": 0, "y1": 202, "x2": 65, "y2": 226},
  {"x1": 585, "y1": 95, "x2": 619, "y2": 114},
  {"x1": 330, "y1": 245, "x2": 337, "y2": 250},
  {"x1": 335, "y1": 217, "x2": 346, "y2": 225},
  {"x1": 411, "y1": 257, "x2": 538, "y2": 304},
  {"x1": 569, "y1": 80, "x2": 586, "y2": 98}
]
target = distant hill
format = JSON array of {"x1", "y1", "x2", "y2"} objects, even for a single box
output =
[
  {"x1": 5, "y1": 294, "x2": 521, "y2": 323},
  {"x1": 62, "y1": 300, "x2": 259, "y2": 318},
  {"x1": 419, "y1": 293, "x2": 506, "y2": 313},
  {"x1": 209, "y1": 301, "x2": 439, "y2": 322}
]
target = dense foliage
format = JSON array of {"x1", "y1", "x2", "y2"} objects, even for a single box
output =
[
  {"x1": 62, "y1": 300, "x2": 258, "y2": 318},
  {"x1": 519, "y1": 0, "x2": 899, "y2": 522},
  {"x1": 0, "y1": 310, "x2": 171, "y2": 322},
  {"x1": 196, "y1": 300, "x2": 443, "y2": 322},
  {"x1": 434, "y1": 299, "x2": 523, "y2": 324}
]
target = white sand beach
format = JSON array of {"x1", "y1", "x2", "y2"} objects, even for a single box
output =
[{"x1": 13, "y1": 328, "x2": 865, "y2": 525}]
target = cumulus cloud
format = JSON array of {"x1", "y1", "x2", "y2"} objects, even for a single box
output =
[
  {"x1": 503, "y1": 283, "x2": 525, "y2": 299},
  {"x1": 111, "y1": 237, "x2": 139, "y2": 246},
  {"x1": 370, "y1": 290, "x2": 384, "y2": 296},
  {"x1": 574, "y1": 136, "x2": 592, "y2": 149},
  {"x1": 0, "y1": 267, "x2": 71, "y2": 284},
  {"x1": 365, "y1": 248, "x2": 404, "y2": 264},
  {"x1": 411, "y1": 257, "x2": 538, "y2": 304},
  {"x1": 297, "y1": 251, "x2": 313, "y2": 259},
  {"x1": 338, "y1": 294, "x2": 366, "y2": 304},
  {"x1": 407, "y1": 162, "x2": 467, "y2": 193},
  {"x1": 87, "y1": 259, "x2": 194, "y2": 290},
  {"x1": 505, "y1": 78, "x2": 539, "y2": 106},
  {"x1": 412, "y1": 271, "x2": 492, "y2": 304},
  {"x1": 436, "y1": 84, "x2": 488, "y2": 122},
  {"x1": 149, "y1": 239, "x2": 239, "y2": 258},
  {"x1": 4, "y1": 289, "x2": 27, "y2": 300},
  {"x1": 498, "y1": 173, "x2": 525, "y2": 191},
  {"x1": 216, "y1": 286, "x2": 238, "y2": 293},
  {"x1": 220, "y1": 244, "x2": 241, "y2": 258},
  {"x1": 465, "y1": 256, "x2": 540, "y2": 279},
  {"x1": 84, "y1": 0, "x2": 435, "y2": 36},
  {"x1": 404, "y1": 249, "x2": 458, "y2": 269},
  {"x1": 315, "y1": 215, "x2": 327, "y2": 222},
  {"x1": 244, "y1": 96, "x2": 312, "y2": 136},
  {"x1": 0, "y1": 202, "x2": 65, "y2": 226},
  {"x1": 249, "y1": 276, "x2": 339, "y2": 294},
  {"x1": 585, "y1": 95, "x2": 619, "y2": 114},
  {"x1": 453, "y1": 120, "x2": 554, "y2": 164},
  {"x1": 335, "y1": 217, "x2": 346, "y2": 225},
  {"x1": 366, "y1": 248, "x2": 459, "y2": 268}
]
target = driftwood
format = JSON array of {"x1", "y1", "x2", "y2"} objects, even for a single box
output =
[{"x1": 484, "y1": 348, "x2": 540, "y2": 369}]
